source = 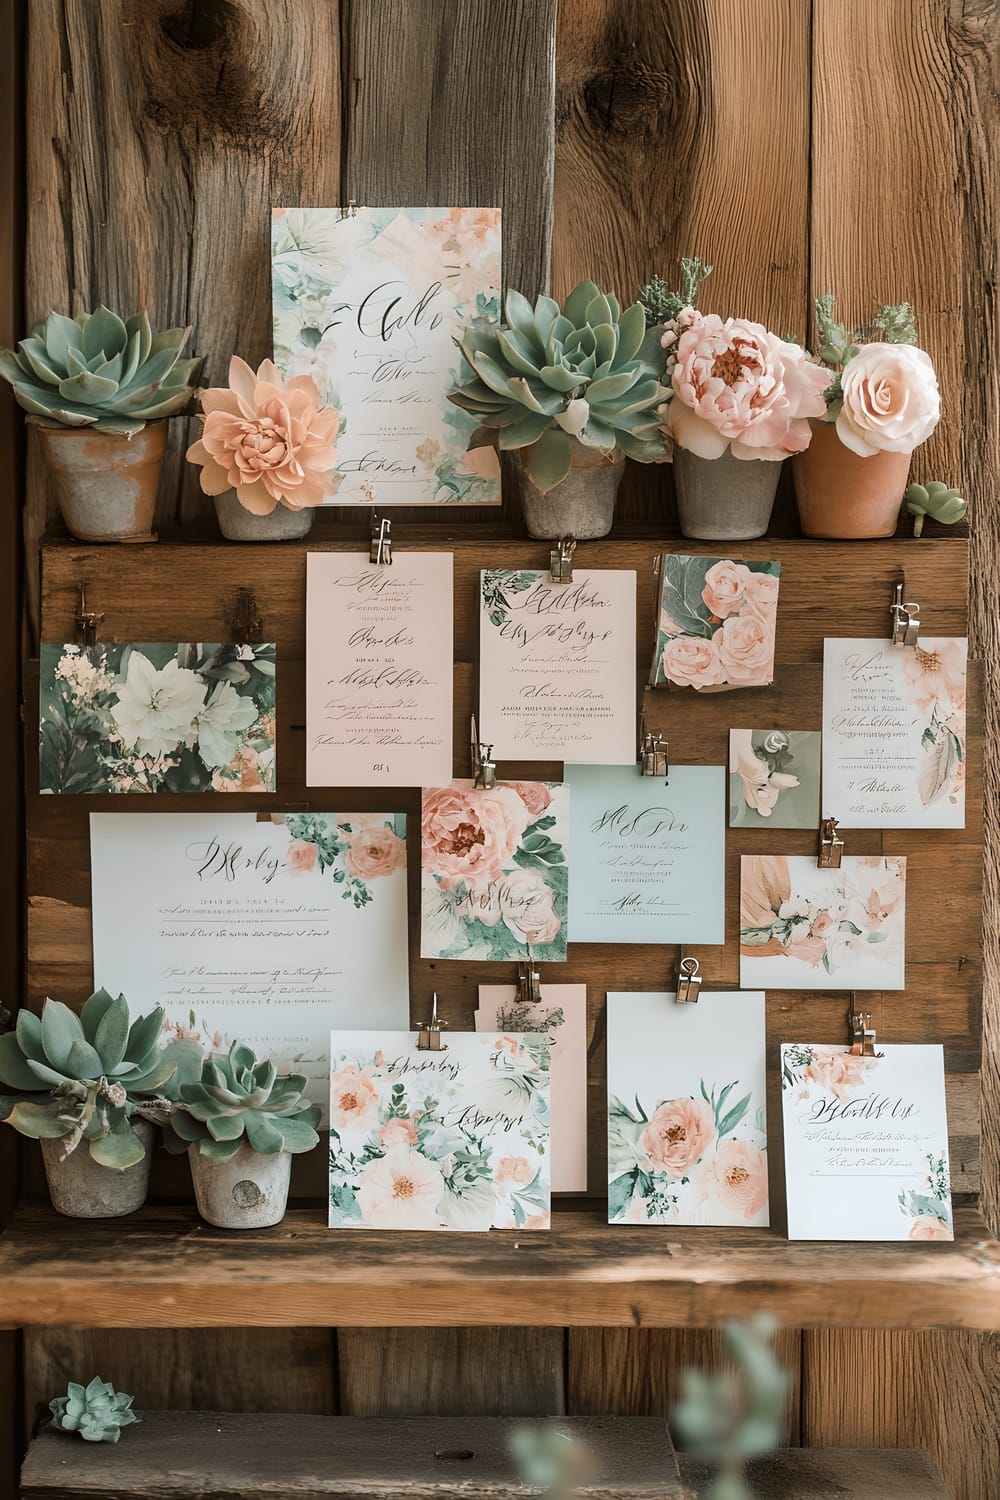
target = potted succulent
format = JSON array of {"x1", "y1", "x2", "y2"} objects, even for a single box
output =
[
  {"x1": 0, "y1": 306, "x2": 199, "y2": 542},
  {"x1": 186, "y1": 356, "x2": 341, "y2": 541},
  {"x1": 641, "y1": 258, "x2": 832, "y2": 541},
  {"x1": 448, "y1": 281, "x2": 667, "y2": 539},
  {"x1": 0, "y1": 991, "x2": 201, "y2": 1218},
  {"x1": 792, "y1": 296, "x2": 941, "y2": 538},
  {"x1": 164, "y1": 1041, "x2": 320, "y2": 1229}
]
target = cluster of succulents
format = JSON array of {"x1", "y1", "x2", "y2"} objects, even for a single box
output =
[
  {"x1": 165, "y1": 1041, "x2": 321, "y2": 1159},
  {"x1": 49, "y1": 1377, "x2": 140, "y2": 1444}
]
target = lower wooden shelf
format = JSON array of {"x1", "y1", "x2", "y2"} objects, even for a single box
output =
[{"x1": 2, "y1": 1202, "x2": 999, "y2": 1331}]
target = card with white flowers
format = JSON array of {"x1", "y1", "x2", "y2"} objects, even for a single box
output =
[
  {"x1": 328, "y1": 1031, "x2": 551, "y2": 1231},
  {"x1": 650, "y1": 555, "x2": 780, "y2": 691},
  {"x1": 607, "y1": 991, "x2": 769, "y2": 1227},
  {"x1": 781, "y1": 1043, "x2": 953, "y2": 1241},
  {"x1": 40, "y1": 642, "x2": 277, "y2": 794}
]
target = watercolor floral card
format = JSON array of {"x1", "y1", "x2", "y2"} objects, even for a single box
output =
[
  {"x1": 729, "y1": 729, "x2": 821, "y2": 829},
  {"x1": 421, "y1": 779, "x2": 569, "y2": 962},
  {"x1": 650, "y1": 556, "x2": 780, "y2": 691},
  {"x1": 740, "y1": 855, "x2": 906, "y2": 990},
  {"x1": 607, "y1": 991, "x2": 769, "y2": 1227},
  {"x1": 328, "y1": 1031, "x2": 551, "y2": 1231},
  {"x1": 40, "y1": 642, "x2": 276, "y2": 795}
]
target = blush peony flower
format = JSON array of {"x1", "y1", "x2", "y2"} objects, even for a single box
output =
[
  {"x1": 344, "y1": 825, "x2": 406, "y2": 881},
  {"x1": 836, "y1": 342, "x2": 940, "y2": 457},
  {"x1": 908, "y1": 1215, "x2": 952, "y2": 1241},
  {"x1": 666, "y1": 313, "x2": 831, "y2": 460},
  {"x1": 495, "y1": 1156, "x2": 534, "y2": 1186},
  {"x1": 642, "y1": 1097, "x2": 715, "y2": 1178},
  {"x1": 357, "y1": 1144, "x2": 444, "y2": 1229},
  {"x1": 504, "y1": 782, "x2": 553, "y2": 818},
  {"x1": 379, "y1": 1117, "x2": 418, "y2": 1148},
  {"x1": 716, "y1": 611, "x2": 776, "y2": 685},
  {"x1": 497, "y1": 867, "x2": 561, "y2": 947},
  {"x1": 285, "y1": 839, "x2": 319, "y2": 876},
  {"x1": 422, "y1": 784, "x2": 531, "y2": 888},
  {"x1": 660, "y1": 633, "x2": 726, "y2": 690},
  {"x1": 111, "y1": 652, "x2": 207, "y2": 758},
  {"x1": 330, "y1": 1063, "x2": 379, "y2": 1133},
  {"x1": 186, "y1": 356, "x2": 340, "y2": 515},
  {"x1": 704, "y1": 1139, "x2": 768, "y2": 1222},
  {"x1": 802, "y1": 1047, "x2": 875, "y2": 1101}
]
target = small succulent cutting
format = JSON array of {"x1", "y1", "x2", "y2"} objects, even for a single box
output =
[
  {"x1": 49, "y1": 1377, "x2": 140, "y2": 1443},
  {"x1": 906, "y1": 481, "x2": 967, "y2": 536},
  {"x1": 448, "y1": 280, "x2": 667, "y2": 492},
  {"x1": 164, "y1": 1041, "x2": 321, "y2": 1158},
  {"x1": 0, "y1": 305, "x2": 200, "y2": 434},
  {"x1": 0, "y1": 992, "x2": 202, "y2": 1168}
]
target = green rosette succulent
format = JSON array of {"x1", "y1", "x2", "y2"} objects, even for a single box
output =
[
  {"x1": 0, "y1": 305, "x2": 200, "y2": 435},
  {"x1": 50, "y1": 1377, "x2": 140, "y2": 1443},
  {"x1": 905, "y1": 481, "x2": 967, "y2": 537},
  {"x1": 0, "y1": 991, "x2": 202, "y2": 1169},
  {"x1": 448, "y1": 280, "x2": 668, "y2": 492},
  {"x1": 165, "y1": 1041, "x2": 321, "y2": 1159}
]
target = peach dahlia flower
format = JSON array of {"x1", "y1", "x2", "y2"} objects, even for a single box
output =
[{"x1": 187, "y1": 356, "x2": 340, "y2": 514}]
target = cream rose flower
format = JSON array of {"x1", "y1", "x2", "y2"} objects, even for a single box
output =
[
  {"x1": 716, "y1": 611, "x2": 775, "y2": 686},
  {"x1": 642, "y1": 1097, "x2": 715, "y2": 1178},
  {"x1": 379, "y1": 1117, "x2": 418, "y2": 1148},
  {"x1": 836, "y1": 342, "x2": 940, "y2": 457},
  {"x1": 701, "y1": 560, "x2": 753, "y2": 618},
  {"x1": 495, "y1": 1156, "x2": 534, "y2": 1186},
  {"x1": 497, "y1": 867, "x2": 561, "y2": 947},
  {"x1": 344, "y1": 825, "x2": 406, "y2": 881},
  {"x1": 329, "y1": 1063, "x2": 379, "y2": 1133},
  {"x1": 660, "y1": 633, "x2": 726, "y2": 690},
  {"x1": 704, "y1": 1140, "x2": 768, "y2": 1223},
  {"x1": 357, "y1": 1144, "x2": 444, "y2": 1229},
  {"x1": 285, "y1": 839, "x2": 319, "y2": 876}
]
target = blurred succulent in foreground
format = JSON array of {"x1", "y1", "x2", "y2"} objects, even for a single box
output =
[
  {"x1": 49, "y1": 1377, "x2": 140, "y2": 1443},
  {"x1": 906, "y1": 481, "x2": 967, "y2": 537},
  {"x1": 509, "y1": 1425, "x2": 597, "y2": 1498},
  {"x1": 164, "y1": 1040, "x2": 321, "y2": 1158}
]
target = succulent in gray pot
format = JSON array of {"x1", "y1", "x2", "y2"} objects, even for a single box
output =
[
  {"x1": 0, "y1": 306, "x2": 200, "y2": 542},
  {"x1": 449, "y1": 281, "x2": 667, "y2": 539},
  {"x1": 0, "y1": 991, "x2": 202, "y2": 1218},
  {"x1": 165, "y1": 1041, "x2": 321, "y2": 1228}
]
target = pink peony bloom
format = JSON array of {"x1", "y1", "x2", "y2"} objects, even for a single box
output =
[
  {"x1": 660, "y1": 633, "x2": 726, "y2": 690},
  {"x1": 505, "y1": 782, "x2": 553, "y2": 818},
  {"x1": 379, "y1": 1117, "x2": 418, "y2": 1148},
  {"x1": 908, "y1": 1215, "x2": 952, "y2": 1241},
  {"x1": 357, "y1": 1144, "x2": 444, "y2": 1229},
  {"x1": 330, "y1": 1064, "x2": 379, "y2": 1133},
  {"x1": 717, "y1": 611, "x2": 776, "y2": 686},
  {"x1": 836, "y1": 343, "x2": 940, "y2": 457},
  {"x1": 422, "y1": 783, "x2": 531, "y2": 889},
  {"x1": 701, "y1": 560, "x2": 753, "y2": 618},
  {"x1": 704, "y1": 1139, "x2": 768, "y2": 1222},
  {"x1": 344, "y1": 825, "x2": 406, "y2": 881},
  {"x1": 642, "y1": 1097, "x2": 715, "y2": 1178},
  {"x1": 802, "y1": 1047, "x2": 874, "y2": 1102},
  {"x1": 186, "y1": 356, "x2": 340, "y2": 515},
  {"x1": 495, "y1": 1156, "x2": 534, "y2": 1186}
]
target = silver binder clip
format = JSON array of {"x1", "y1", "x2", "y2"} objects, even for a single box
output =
[
  {"x1": 638, "y1": 713, "x2": 669, "y2": 781},
  {"x1": 370, "y1": 511, "x2": 392, "y2": 565},
  {"x1": 891, "y1": 580, "x2": 920, "y2": 648},
  {"x1": 818, "y1": 816, "x2": 845, "y2": 869},
  {"x1": 517, "y1": 949, "x2": 541, "y2": 1005},
  {"x1": 74, "y1": 584, "x2": 104, "y2": 647},
  {"x1": 549, "y1": 536, "x2": 575, "y2": 583},
  {"x1": 849, "y1": 1002, "x2": 882, "y2": 1059},
  {"x1": 676, "y1": 955, "x2": 702, "y2": 1004},
  {"x1": 470, "y1": 716, "x2": 497, "y2": 790},
  {"x1": 340, "y1": 199, "x2": 359, "y2": 220},
  {"x1": 417, "y1": 993, "x2": 448, "y2": 1052}
]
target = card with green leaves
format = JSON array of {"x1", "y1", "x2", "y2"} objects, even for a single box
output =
[{"x1": 650, "y1": 555, "x2": 780, "y2": 691}]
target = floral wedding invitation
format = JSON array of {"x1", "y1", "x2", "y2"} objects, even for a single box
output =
[
  {"x1": 781, "y1": 1043, "x2": 953, "y2": 1241},
  {"x1": 40, "y1": 642, "x2": 276, "y2": 794},
  {"x1": 90, "y1": 812, "x2": 410, "y2": 1108},
  {"x1": 822, "y1": 637, "x2": 967, "y2": 828},
  {"x1": 740, "y1": 855, "x2": 906, "y2": 990},
  {"x1": 607, "y1": 991, "x2": 768, "y2": 1226},
  {"x1": 306, "y1": 552, "x2": 453, "y2": 787},
  {"x1": 271, "y1": 206, "x2": 501, "y2": 505},
  {"x1": 651, "y1": 556, "x2": 780, "y2": 691},
  {"x1": 729, "y1": 729, "x2": 821, "y2": 828},
  {"x1": 421, "y1": 779, "x2": 569, "y2": 961},
  {"x1": 566, "y1": 764, "x2": 725, "y2": 944},
  {"x1": 328, "y1": 1031, "x2": 551, "y2": 1230}
]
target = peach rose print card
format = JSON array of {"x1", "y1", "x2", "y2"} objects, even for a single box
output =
[
  {"x1": 90, "y1": 811, "x2": 410, "y2": 1110},
  {"x1": 479, "y1": 568, "x2": 637, "y2": 763},
  {"x1": 607, "y1": 991, "x2": 768, "y2": 1227},
  {"x1": 328, "y1": 1031, "x2": 551, "y2": 1230},
  {"x1": 421, "y1": 779, "x2": 569, "y2": 961},
  {"x1": 822, "y1": 638, "x2": 967, "y2": 829},
  {"x1": 740, "y1": 855, "x2": 906, "y2": 991},
  {"x1": 781, "y1": 1043, "x2": 953, "y2": 1241},
  {"x1": 650, "y1": 555, "x2": 780, "y2": 691}
]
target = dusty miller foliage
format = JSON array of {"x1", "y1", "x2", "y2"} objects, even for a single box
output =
[{"x1": 638, "y1": 256, "x2": 714, "y2": 327}]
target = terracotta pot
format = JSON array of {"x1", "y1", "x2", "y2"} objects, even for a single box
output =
[
  {"x1": 41, "y1": 1119, "x2": 154, "y2": 1219},
  {"x1": 213, "y1": 490, "x2": 315, "y2": 541},
  {"x1": 31, "y1": 418, "x2": 165, "y2": 542},
  {"x1": 792, "y1": 420, "x2": 911, "y2": 539},
  {"x1": 188, "y1": 1141, "x2": 292, "y2": 1229},
  {"x1": 515, "y1": 439, "x2": 625, "y2": 540},
  {"x1": 673, "y1": 447, "x2": 781, "y2": 540}
]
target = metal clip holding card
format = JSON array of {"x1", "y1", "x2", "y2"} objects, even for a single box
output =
[
  {"x1": 676, "y1": 955, "x2": 702, "y2": 1004},
  {"x1": 370, "y1": 511, "x2": 392, "y2": 566},
  {"x1": 340, "y1": 199, "x2": 359, "y2": 219},
  {"x1": 849, "y1": 1001, "x2": 882, "y2": 1058},
  {"x1": 638, "y1": 713, "x2": 669, "y2": 781},
  {"x1": 549, "y1": 535, "x2": 575, "y2": 583},
  {"x1": 818, "y1": 816, "x2": 844, "y2": 869},
  {"x1": 225, "y1": 586, "x2": 263, "y2": 645},
  {"x1": 470, "y1": 715, "x2": 497, "y2": 790},
  {"x1": 891, "y1": 580, "x2": 920, "y2": 648},
  {"x1": 517, "y1": 949, "x2": 541, "y2": 1005},
  {"x1": 417, "y1": 992, "x2": 448, "y2": 1052},
  {"x1": 75, "y1": 584, "x2": 104, "y2": 647}
]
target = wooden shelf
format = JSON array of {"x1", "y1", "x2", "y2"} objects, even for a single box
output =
[{"x1": 2, "y1": 1203, "x2": 998, "y2": 1332}]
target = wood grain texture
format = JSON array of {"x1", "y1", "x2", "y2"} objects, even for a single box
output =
[{"x1": 337, "y1": 1329, "x2": 565, "y2": 1417}]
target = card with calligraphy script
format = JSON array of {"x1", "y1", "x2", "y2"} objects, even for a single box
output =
[
  {"x1": 421, "y1": 779, "x2": 569, "y2": 961},
  {"x1": 306, "y1": 552, "x2": 453, "y2": 787},
  {"x1": 328, "y1": 1031, "x2": 551, "y2": 1230},
  {"x1": 271, "y1": 206, "x2": 501, "y2": 505},
  {"x1": 90, "y1": 812, "x2": 410, "y2": 1112},
  {"x1": 566, "y1": 764, "x2": 725, "y2": 944},
  {"x1": 607, "y1": 991, "x2": 769, "y2": 1227},
  {"x1": 781, "y1": 1043, "x2": 953, "y2": 1241},
  {"x1": 479, "y1": 568, "x2": 636, "y2": 763},
  {"x1": 729, "y1": 729, "x2": 820, "y2": 829},
  {"x1": 740, "y1": 855, "x2": 906, "y2": 990},
  {"x1": 650, "y1": 555, "x2": 780, "y2": 691},
  {"x1": 822, "y1": 637, "x2": 967, "y2": 829}
]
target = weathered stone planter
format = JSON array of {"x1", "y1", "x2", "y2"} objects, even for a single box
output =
[
  {"x1": 40, "y1": 1119, "x2": 155, "y2": 1219},
  {"x1": 516, "y1": 439, "x2": 624, "y2": 540},
  {"x1": 189, "y1": 1141, "x2": 292, "y2": 1229},
  {"x1": 31, "y1": 418, "x2": 165, "y2": 542},
  {"x1": 792, "y1": 420, "x2": 911, "y2": 538},
  {"x1": 213, "y1": 491, "x2": 315, "y2": 541},
  {"x1": 673, "y1": 447, "x2": 781, "y2": 540}
]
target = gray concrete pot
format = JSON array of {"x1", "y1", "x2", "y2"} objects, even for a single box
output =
[
  {"x1": 673, "y1": 446, "x2": 782, "y2": 540},
  {"x1": 213, "y1": 490, "x2": 315, "y2": 541},
  {"x1": 189, "y1": 1140, "x2": 292, "y2": 1229},
  {"x1": 41, "y1": 1119, "x2": 154, "y2": 1219},
  {"x1": 30, "y1": 418, "x2": 165, "y2": 542},
  {"x1": 516, "y1": 439, "x2": 624, "y2": 540}
]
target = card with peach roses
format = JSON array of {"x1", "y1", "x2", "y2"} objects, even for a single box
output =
[
  {"x1": 328, "y1": 1031, "x2": 551, "y2": 1230},
  {"x1": 650, "y1": 555, "x2": 780, "y2": 691},
  {"x1": 781, "y1": 1043, "x2": 953, "y2": 1241},
  {"x1": 607, "y1": 991, "x2": 769, "y2": 1227}
]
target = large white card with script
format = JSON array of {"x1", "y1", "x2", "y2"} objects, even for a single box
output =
[
  {"x1": 272, "y1": 206, "x2": 501, "y2": 505},
  {"x1": 306, "y1": 552, "x2": 453, "y2": 787},
  {"x1": 90, "y1": 812, "x2": 410, "y2": 1109},
  {"x1": 479, "y1": 569, "x2": 637, "y2": 763},
  {"x1": 822, "y1": 638, "x2": 967, "y2": 828},
  {"x1": 781, "y1": 1043, "x2": 953, "y2": 1241}
]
